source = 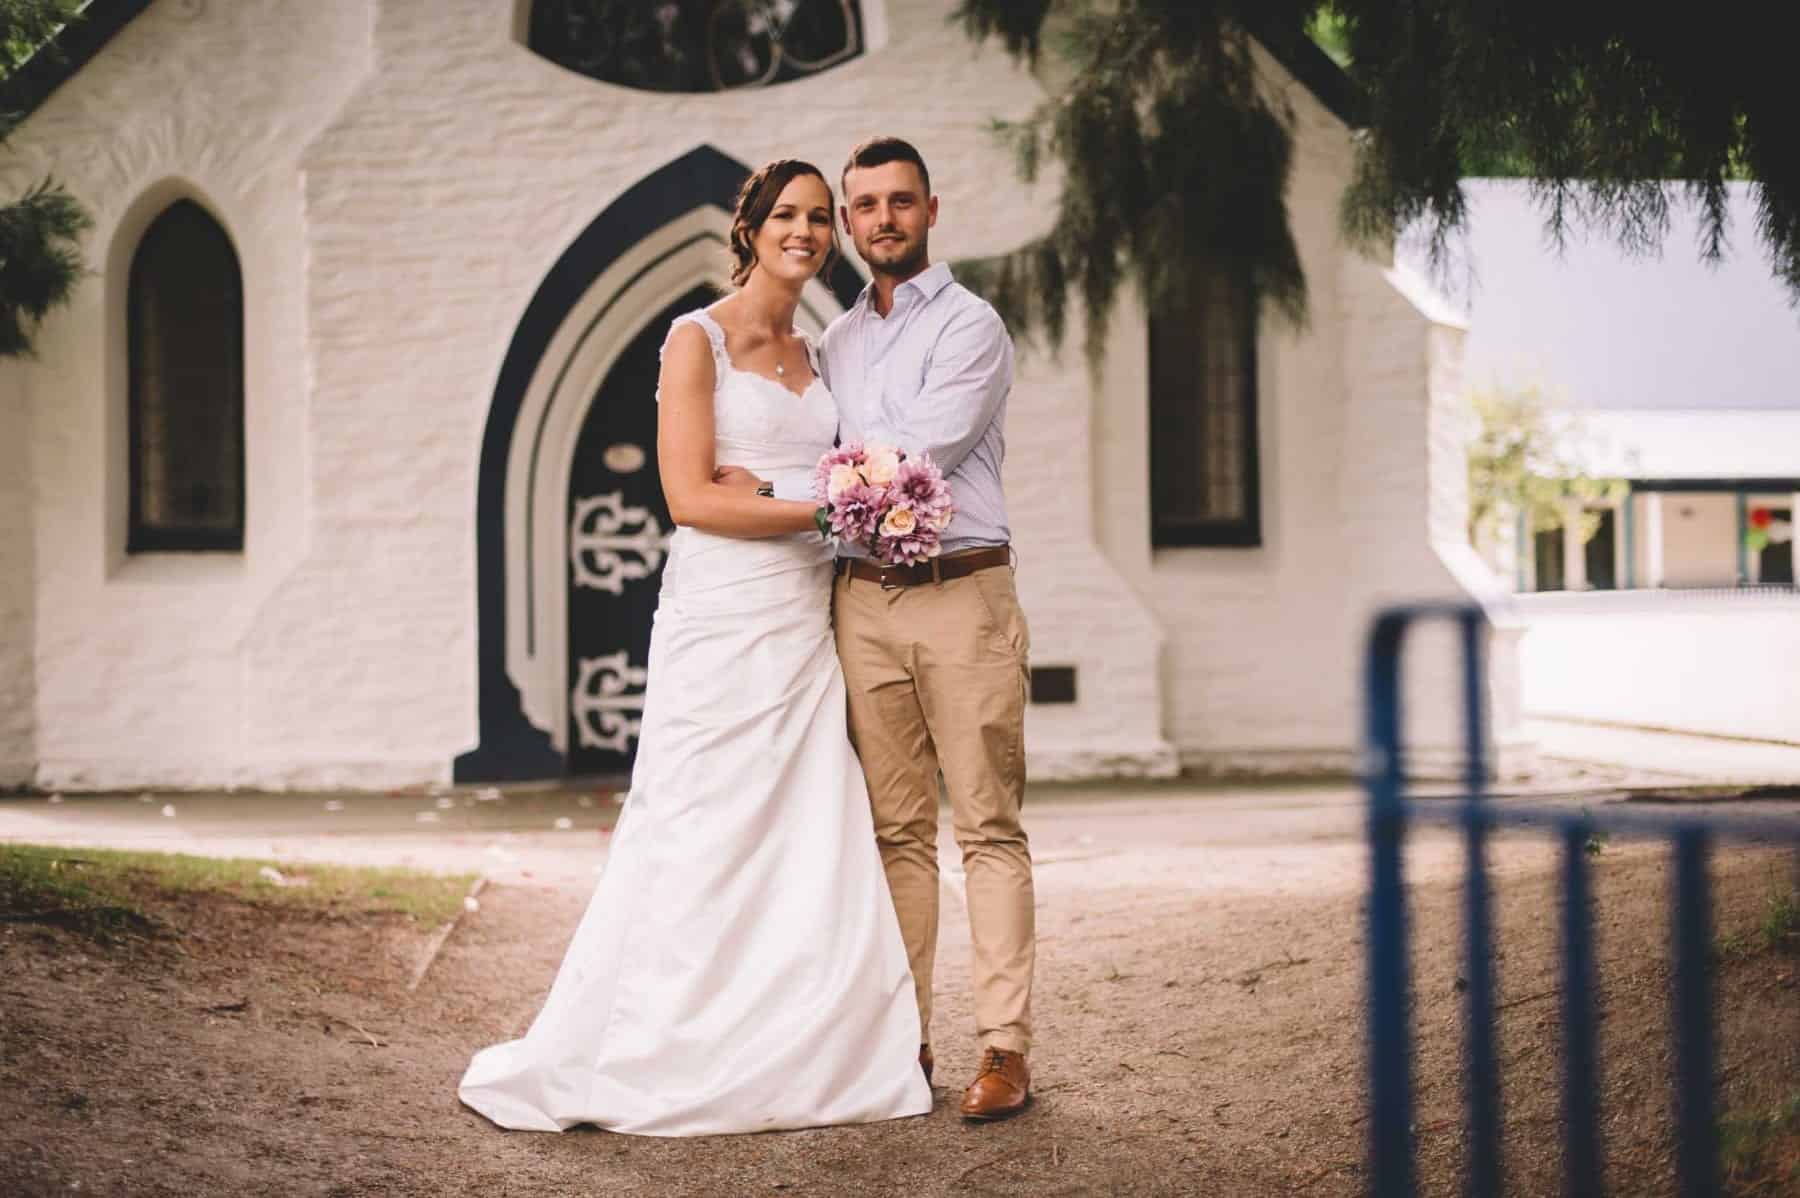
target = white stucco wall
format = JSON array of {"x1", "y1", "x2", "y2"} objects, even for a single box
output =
[
  {"x1": 4, "y1": 0, "x2": 1502, "y2": 788},
  {"x1": 0, "y1": 368, "x2": 33, "y2": 788},
  {"x1": 3, "y1": 0, "x2": 374, "y2": 789},
  {"x1": 1518, "y1": 593, "x2": 1800, "y2": 744}
]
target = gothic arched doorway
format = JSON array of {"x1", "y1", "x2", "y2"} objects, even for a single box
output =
[{"x1": 564, "y1": 284, "x2": 716, "y2": 775}]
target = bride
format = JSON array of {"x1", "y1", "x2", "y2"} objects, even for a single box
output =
[{"x1": 458, "y1": 160, "x2": 932, "y2": 1135}]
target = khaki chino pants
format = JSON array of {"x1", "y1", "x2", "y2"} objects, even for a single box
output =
[{"x1": 833, "y1": 558, "x2": 1035, "y2": 1055}]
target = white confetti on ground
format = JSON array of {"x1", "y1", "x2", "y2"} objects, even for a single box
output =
[
  {"x1": 47, "y1": 794, "x2": 63, "y2": 804},
  {"x1": 160, "y1": 804, "x2": 177, "y2": 818},
  {"x1": 475, "y1": 788, "x2": 504, "y2": 802},
  {"x1": 462, "y1": 896, "x2": 481, "y2": 913},
  {"x1": 553, "y1": 817, "x2": 574, "y2": 830},
  {"x1": 435, "y1": 796, "x2": 456, "y2": 810},
  {"x1": 577, "y1": 795, "x2": 595, "y2": 808},
  {"x1": 415, "y1": 811, "x2": 440, "y2": 824},
  {"x1": 258, "y1": 866, "x2": 286, "y2": 885},
  {"x1": 323, "y1": 800, "x2": 345, "y2": 812}
]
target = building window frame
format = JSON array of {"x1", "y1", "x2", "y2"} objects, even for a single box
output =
[
  {"x1": 126, "y1": 199, "x2": 246, "y2": 554},
  {"x1": 1148, "y1": 270, "x2": 1262, "y2": 549}
]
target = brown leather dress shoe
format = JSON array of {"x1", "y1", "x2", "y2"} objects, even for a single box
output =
[
  {"x1": 959, "y1": 1048, "x2": 1030, "y2": 1121},
  {"x1": 919, "y1": 1043, "x2": 934, "y2": 1085}
]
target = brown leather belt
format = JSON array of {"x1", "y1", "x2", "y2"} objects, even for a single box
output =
[{"x1": 836, "y1": 545, "x2": 1011, "y2": 589}]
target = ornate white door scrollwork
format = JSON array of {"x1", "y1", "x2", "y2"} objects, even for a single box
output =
[
  {"x1": 570, "y1": 488, "x2": 671, "y2": 595},
  {"x1": 572, "y1": 650, "x2": 650, "y2": 754}
]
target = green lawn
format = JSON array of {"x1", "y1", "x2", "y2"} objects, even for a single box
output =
[{"x1": 0, "y1": 842, "x2": 477, "y2": 936}]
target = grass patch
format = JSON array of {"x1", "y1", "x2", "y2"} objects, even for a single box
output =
[
  {"x1": 1, "y1": 843, "x2": 476, "y2": 939},
  {"x1": 1721, "y1": 1091, "x2": 1800, "y2": 1197},
  {"x1": 1717, "y1": 885, "x2": 1800, "y2": 962}
]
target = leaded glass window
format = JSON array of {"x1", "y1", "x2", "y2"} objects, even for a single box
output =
[
  {"x1": 1149, "y1": 269, "x2": 1261, "y2": 547},
  {"x1": 127, "y1": 200, "x2": 245, "y2": 553},
  {"x1": 529, "y1": 1, "x2": 863, "y2": 92}
]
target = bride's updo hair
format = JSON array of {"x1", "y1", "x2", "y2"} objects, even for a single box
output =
[{"x1": 728, "y1": 159, "x2": 838, "y2": 287}]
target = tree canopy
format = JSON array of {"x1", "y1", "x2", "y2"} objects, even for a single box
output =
[
  {"x1": 953, "y1": 1, "x2": 1799, "y2": 357},
  {"x1": 0, "y1": 0, "x2": 90, "y2": 358}
]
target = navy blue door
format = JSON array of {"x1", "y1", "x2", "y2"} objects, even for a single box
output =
[{"x1": 565, "y1": 285, "x2": 718, "y2": 776}]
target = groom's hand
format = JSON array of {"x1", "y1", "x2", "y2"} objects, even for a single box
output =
[{"x1": 712, "y1": 465, "x2": 765, "y2": 491}]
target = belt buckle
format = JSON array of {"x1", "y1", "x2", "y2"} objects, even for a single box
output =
[{"x1": 879, "y1": 566, "x2": 902, "y2": 591}]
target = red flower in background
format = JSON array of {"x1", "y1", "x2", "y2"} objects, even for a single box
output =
[{"x1": 1750, "y1": 507, "x2": 1774, "y2": 529}]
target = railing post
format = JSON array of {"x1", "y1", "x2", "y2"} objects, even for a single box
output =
[
  {"x1": 1561, "y1": 822, "x2": 1605, "y2": 1197},
  {"x1": 1672, "y1": 829, "x2": 1718, "y2": 1198},
  {"x1": 1366, "y1": 611, "x2": 1415, "y2": 1198},
  {"x1": 1459, "y1": 614, "x2": 1502, "y2": 1198}
]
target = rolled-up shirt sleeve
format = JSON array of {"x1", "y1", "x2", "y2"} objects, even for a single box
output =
[{"x1": 898, "y1": 305, "x2": 1013, "y2": 474}]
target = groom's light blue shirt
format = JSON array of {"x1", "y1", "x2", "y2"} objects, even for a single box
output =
[{"x1": 797, "y1": 261, "x2": 1014, "y2": 558}]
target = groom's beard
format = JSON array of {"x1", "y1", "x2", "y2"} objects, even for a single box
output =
[{"x1": 865, "y1": 233, "x2": 929, "y2": 281}]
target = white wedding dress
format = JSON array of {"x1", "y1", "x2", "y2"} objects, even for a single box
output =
[{"x1": 459, "y1": 309, "x2": 931, "y2": 1136}]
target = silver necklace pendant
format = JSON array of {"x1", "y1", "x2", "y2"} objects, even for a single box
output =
[{"x1": 775, "y1": 361, "x2": 785, "y2": 376}]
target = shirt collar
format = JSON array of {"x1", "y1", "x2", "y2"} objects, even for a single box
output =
[{"x1": 855, "y1": 261, "x2": 955, "y2": 314}]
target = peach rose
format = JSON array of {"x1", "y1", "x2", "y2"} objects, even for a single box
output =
[
  {"x1": 863, "y1": 446, "x2": 901, "y2": 487},
  {"x1": 879, "y1": 506, "x2": 918, "y2": 538},
  {"x1": 826, "y1": 462, "x2": 865, "y2": 501}
]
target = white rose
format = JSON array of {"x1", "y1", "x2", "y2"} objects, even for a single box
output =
[
  {"x1": 827, "y1": 462, "x2": 864, "y2": 500},
  {"x1": 879, "y1": 506, "x2": 918, "y2": 537},
  {"x1": 863, "y1": 447, "x2": 901, "y2": 487}
]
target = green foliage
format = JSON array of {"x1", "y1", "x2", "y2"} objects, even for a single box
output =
[
  {"x1": 1719, "y1": 1091, "x2": 1800, "y2": 1195},
  {"x1": 953, "y1": 1, "x2": 1308, "y2": 362},
  {"x1": 0, "y1": 0, "x2": 82, "y2": 80},
  {"x1": 1717, "y1": 884, "x2": 1800, "y2": 961},
  {"x1": 0, "y1": 176, "x2": 89, "y2": 355},
  {"x1": 956, "y1": 1, "x2": 1800, "y2": 359},
  {"x1": 1, "y1": 0, "x2": 90, "y2": 358},
  {"x1": 1465, "y1": 383, "x2": 1625, "y2": 549},
  {"x1": 1303, "y1": 4, "x2": 1351, "y2": 69}
]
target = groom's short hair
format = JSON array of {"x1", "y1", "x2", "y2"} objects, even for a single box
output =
[{"x1": 841, "y1": 137, "x2": 931, "y2": 197}]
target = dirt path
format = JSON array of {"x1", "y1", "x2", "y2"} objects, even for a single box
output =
[{"x1": 2, "y1": 786, "x2": 1796, "y2": 1197}]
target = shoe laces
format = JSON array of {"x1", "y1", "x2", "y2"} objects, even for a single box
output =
[{"x1": 978, "y1": 1048, "x2": 1010, "y2": 1076}]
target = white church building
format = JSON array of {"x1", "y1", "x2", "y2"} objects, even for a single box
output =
[{"x1": 0, "y1": 0, "x2": 1509, "y2": 792}]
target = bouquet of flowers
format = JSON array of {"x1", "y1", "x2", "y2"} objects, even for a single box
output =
[{"x1": 812, "y1": 442, "x2": 954, "y2": 565}]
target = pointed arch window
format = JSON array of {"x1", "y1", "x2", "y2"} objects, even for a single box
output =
[
  {"x1": 1149, "y1": 266, "x2": 1261, "y2": 547},
  {"x1": 128, "y1": 200, "x2": 245, "y2": 553}
]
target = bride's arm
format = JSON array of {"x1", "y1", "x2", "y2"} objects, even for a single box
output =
[{"x1": 657, "y1": 324, "x2": 820, "y2": 538}]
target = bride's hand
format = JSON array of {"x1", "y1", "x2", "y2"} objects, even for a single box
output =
[{"x1": 712, "y1": 465, "x2": 765, "y2": 491}]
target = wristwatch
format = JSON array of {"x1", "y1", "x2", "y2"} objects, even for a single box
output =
[{"x1": 755, "y1": 482, "x2": 774, "y2": 498}]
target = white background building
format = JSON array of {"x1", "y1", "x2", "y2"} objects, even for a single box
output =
[
  {"x1": 1418, "y1": 181, "x2": 1800, "y2": 745},
  {"x1": 0, "y1": 0, "x2": 1503, "y2": 791}
]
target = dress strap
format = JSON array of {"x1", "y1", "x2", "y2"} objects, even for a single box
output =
[
  {"x1": 795, "y1": 327, "x2": 822, "y2": 378},
  {"x1": 656, "y1": 309, "x2": 730, "y2": 401}
]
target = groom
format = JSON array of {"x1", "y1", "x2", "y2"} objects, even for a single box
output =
[
  {"x1": 820, "y1": 137, "x2": 1035, "y2": 1121},
  {"x1": 721, "y1": 136, "x2": 1036, "y2": 1120}
]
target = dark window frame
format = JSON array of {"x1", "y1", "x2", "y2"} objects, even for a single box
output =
[
  {"x1": 1148, "y1": 271, "x2": 1262, "y2": 549},
  {"x1": 126, "y1": 199, "x2": 246, "y2": 554}
]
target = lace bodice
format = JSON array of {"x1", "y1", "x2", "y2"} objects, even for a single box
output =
[{"x1": 657, "y1": 309, "x2": 837, "y2": 479}]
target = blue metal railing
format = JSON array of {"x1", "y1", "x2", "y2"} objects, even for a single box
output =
[{"x1": 1363, "y1": 604, "x2": 1800, "y2": 1198}]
